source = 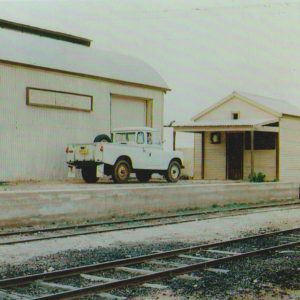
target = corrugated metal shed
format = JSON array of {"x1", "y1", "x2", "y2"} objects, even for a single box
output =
[{"x1": 0, "y1": 29, "x2": 169, "y2": 90}]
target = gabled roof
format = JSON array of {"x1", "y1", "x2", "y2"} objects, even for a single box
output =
[
  {"x1": 173, "y1": 118, "x2": 279, "y2": 133},
  {"x1": 174, "y1": 119, "x2": 278, "y2": 127},
  {"x1": 0, "y1": 28, "x2": 169, "y2": 91},
  {"x1": 192, "y1": 91, "x2": 300, "y2": 121}
]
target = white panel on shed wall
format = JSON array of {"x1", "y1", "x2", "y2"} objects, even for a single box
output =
[
  {"x1": 0, "y1": 63, "x2": 165, "y2": 181},
  {"x1": 111, "y1": 96, "x2": 147, "y2": 130},
  {"x1": 27, "y1": 88, "x2": 92, "y2": 111}
]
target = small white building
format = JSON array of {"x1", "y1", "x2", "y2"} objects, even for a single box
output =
[
  {"x1": 0, "y1": 20, "x2": 169, "y2": 181},
  {"x1": 174, "y1": 91, "x2": 300, "y2": 182}
]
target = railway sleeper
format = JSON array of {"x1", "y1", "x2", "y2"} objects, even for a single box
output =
[
  {"x1": 36, "y1": 280, "x2": 127, "y2": 300},
  {"x1": 80, "y1": 273, "x2": 169, "y2": 290}
]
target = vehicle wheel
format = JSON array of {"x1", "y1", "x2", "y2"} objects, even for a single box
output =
[
  {"x1": 165, "y1": 160, "x2": 181, "y2": 183},
  {"x1": 136, "y1": 171, "x2": 151, "y2": 183},
  {"x1": 81, "y1": 166, "x2": 99, "y2": 183},
  {"x1": 94, "y1": 134, "x2": 111, "y2": 143},
  {"x1": 112, "y1": 159, "x2": 131, "y2": 183}
]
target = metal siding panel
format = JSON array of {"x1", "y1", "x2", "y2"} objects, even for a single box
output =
[
  {"x1": 111, "y1": 96, "x2": 147, "y2": 130},
  {"x1": 108, "y1": 83, "x2": 164, "y2": 139}
]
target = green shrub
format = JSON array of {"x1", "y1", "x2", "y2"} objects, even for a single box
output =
[{"x1": 248, "y1": 172, "x2": 266, "y2": 183}]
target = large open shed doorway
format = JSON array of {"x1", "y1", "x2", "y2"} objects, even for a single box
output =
[{"x1": 226, "y1": 133, "x2": 244, "y2": 180}]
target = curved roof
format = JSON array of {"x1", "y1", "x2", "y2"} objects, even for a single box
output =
[{"x1": 0, "y1": 29, "x2": 169, "y2": 91}]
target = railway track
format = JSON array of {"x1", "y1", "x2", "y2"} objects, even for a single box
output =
[
  {"x1": 0, "y1": 227, "x2": 299, "y2": 299},
  {"x1": 0, "y1": 201, "x2": 299, "y2": 246}
]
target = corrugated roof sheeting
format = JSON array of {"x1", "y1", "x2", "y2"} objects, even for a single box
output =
[
  {"x1": 0, "y1": 29, "x2": 169, "y2": 90},
  {"x1": 174, "y1": 118, "x2": 278, "y2": 128},
  {"x1": 237, "y1": 91, "x2": 300, "y2": 118}
]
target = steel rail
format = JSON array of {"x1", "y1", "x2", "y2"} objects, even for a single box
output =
[
  {"x1": 1, "y1": 202, "x2": 299, "y2": 247},
  {"x1": 36, "y1": 240, "x2": 300, "y2": 299},
  {"x1": 0, "y1": 201, "x2": 298, "y2": 238},
  {"x1": 0, "y1": 227, "x2": 299, "y2": 289}
]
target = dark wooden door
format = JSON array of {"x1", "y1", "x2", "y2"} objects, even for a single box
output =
[{"x1": 227, "y1": 133, "x2": 244, "y2": 180}]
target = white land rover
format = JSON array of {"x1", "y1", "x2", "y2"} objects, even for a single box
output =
[{"x1": 66, "y1": 127, "x2": 184, "y2": 184}]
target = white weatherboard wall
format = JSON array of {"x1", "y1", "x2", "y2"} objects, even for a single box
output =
[
  {"x1": 280, "y1": 116, "x2": 300, "y2": 182},
  {"x1": 193, "y1": 133, "x2": 202, "y2": 179},
  {"x1": 244, "y1": 150, "x2": 276, "y2": 181},
  {"x1": 0, "y1": 63, "x2": 164, "y2": 180},
  {"x1": 197, "y1": 96, "x2": 276, "y2": 121},
  {"x1": 204, "y1": 132, "x2": 226, "y2": 180}
]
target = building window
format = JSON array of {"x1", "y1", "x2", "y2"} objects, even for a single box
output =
[
  {"x1": 245, "y1": 132, "x2": 276, "y2": 150},
  {"x1": 232, "y1": 112, "x2": 240, "y2": 120}
]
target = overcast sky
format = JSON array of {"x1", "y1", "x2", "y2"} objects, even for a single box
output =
[{"x1": 1, "y1": 0, "x2": 300, "y2": 147}]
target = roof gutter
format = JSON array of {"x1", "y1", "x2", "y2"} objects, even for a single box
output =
[{"x1": 0, "y1": 19, "x2": 92, "y2": 47}]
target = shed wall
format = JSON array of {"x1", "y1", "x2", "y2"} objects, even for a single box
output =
[
  {"x1": 244, "y1": 150, "x2": 276, "y2": 181},
  {"x1": 203, "y1": 132, "x2": 226, "y2": 180},
  {"x1": 279, "y1": 116, "x2": 300, "y2": 182},
  {"x1": 0, "y1": 63, "x2": 164, "y2": 180},
  {"x1": 193, "y1": 133, "x2": 202, "y2": 179}
]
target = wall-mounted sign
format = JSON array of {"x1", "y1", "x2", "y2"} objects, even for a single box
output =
[
  {"x1": 26, "y1": 87, "x2": 93, "y2": 112},
  {"x1": 210, "y1": 132, "x2": 221, "y2": 144}
]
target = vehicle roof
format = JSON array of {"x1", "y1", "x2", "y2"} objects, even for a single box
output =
[{"x1": 112, "y1": 127, "x2": 158, "y2": 132}]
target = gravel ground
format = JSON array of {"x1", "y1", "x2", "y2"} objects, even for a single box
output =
[
  {"x1": 0, "y1": 207, "x2": 299, "y2": 266},
  {"x1": 1, "y1": 234, "x2": 299, "y2": 299},
  {"x1": 0, "y1": 207, "x2": 299, "y2": 299}
]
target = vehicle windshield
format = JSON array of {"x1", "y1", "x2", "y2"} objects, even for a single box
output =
[{"x1": 114, "y1": 132, "x2": 136, "y2": 144}]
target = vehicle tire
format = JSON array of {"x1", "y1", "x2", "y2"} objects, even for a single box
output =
[
  {"x1": 112, "y1": 159, "x2": 131, "y2": 183},
  {"x1": 94, "y1": 134, "x2": 111, "y2": 143},
  {"x1": 136, "y1": 171, "x2": 151, "y2": 183},
  {"x1": 81, "y1": 166, "x2": 99, "y2": 183},
  {"x1": 165, "y1": 160, "x2": 181, "y2": 183}
]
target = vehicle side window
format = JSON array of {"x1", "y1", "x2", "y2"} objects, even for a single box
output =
[
  {"x1": 147, "y1": 132, "x2": 153, "y2": 145},
  {"x1": 126, "y1": 133, "x2": 136, "y2": 144},
  {"x1": 137, "y1": 132, "x2": 144, "y2": 144},
  {"x1": 114, "y1": 132, "x2": 136, "y2": 144}
]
